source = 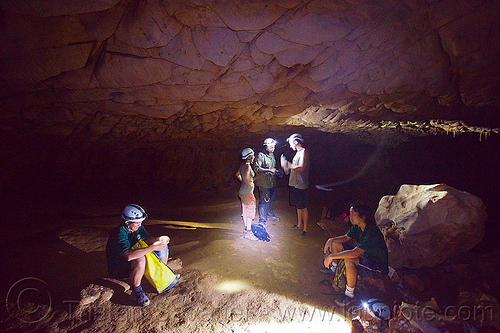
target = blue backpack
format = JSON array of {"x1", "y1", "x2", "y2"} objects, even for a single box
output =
[{"x1": 251, "y1": 223, "x2": 271, "y2": 242}]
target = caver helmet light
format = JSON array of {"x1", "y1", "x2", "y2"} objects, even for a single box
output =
[
  {"x1": 241, "y1": 148, "x2": 255, "y2": 159},
  {"x1": 286, "y1": 133, "x2": 304, "y2": 144},
  {"x1": 122, "y1": 204, "x2": 148, "y2": 223},
  {"x1": 263, "y1": 137, "x2": 276, "y2": 147},
  {"x1": 362, "y1": 298, "x2": 391, "y2": 321}
]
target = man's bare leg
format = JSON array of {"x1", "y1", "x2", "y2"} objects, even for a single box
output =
[
  {"x1": 344, "y1": 257, "x2": 360, "y2": 297},
  {"x1": 130, "y1": 256, "x2": 146, "y2": 287},
  {"x1": 296, "y1": 208, "x2": 303, "y2": 229},
  {"x1": 300, "y1": 207, "x2": 308, "y2": 232}
]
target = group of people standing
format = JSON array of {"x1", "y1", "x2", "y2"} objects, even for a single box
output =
[
  {"x1": 235, "y1": 133, "x2": 310, "y2": 240},
  {"x1": 235, "y1": 134, "x2": 389, "y2": 307},
  {"x1": 105, "y1": 132, "x2": 389, "y2": 309}
]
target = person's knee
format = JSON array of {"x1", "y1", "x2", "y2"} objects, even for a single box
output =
[
  {"x1": 345, "y1": 258, "x2": 358, "y2": 269},
  {"x1": 331, "y1": 242, "x2": 343, "y2": 253},
  {"x1": 131, "y1": 256, "x2": 146, "y2": 270}
]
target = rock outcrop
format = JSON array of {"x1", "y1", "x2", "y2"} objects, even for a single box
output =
[{"x1": 375, "y1": 184, "x2": 487, "y2": 269}]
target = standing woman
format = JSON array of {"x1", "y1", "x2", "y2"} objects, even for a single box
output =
[{"x1": 235, "y1": 148, "x2": 259, "y2": 241}]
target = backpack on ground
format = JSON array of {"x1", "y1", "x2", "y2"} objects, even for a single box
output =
[{"x1": 251, "y1": 223, "x2": 271, "y2": 242}]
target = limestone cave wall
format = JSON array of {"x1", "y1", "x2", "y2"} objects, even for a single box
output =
[{"x1": 1, "y1": 0, "x2": 499, "y2": 146}]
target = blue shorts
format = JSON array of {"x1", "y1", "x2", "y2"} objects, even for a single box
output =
[{"x1": 153, "y1": 245, "x2": 169, "y2": 261}]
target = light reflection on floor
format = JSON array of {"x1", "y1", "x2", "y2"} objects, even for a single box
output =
[
  {"x1": 234, "y1": 317, "x2": 351, "y2": 333},
  {"x1": 215, "y1": 279, "x2": 352, "y2": 333}
]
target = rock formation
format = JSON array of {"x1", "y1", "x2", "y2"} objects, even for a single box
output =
[{"x1": 375, "y1": 184, "x2": 487, "y2": 269}]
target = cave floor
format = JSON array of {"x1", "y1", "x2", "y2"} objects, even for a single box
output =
[
  {"x1": 2, "y1": 190, "x2": 497, "y2": 332},
  {"x1": 2, "y1": 192, "x2": 365, "y2": 332}
]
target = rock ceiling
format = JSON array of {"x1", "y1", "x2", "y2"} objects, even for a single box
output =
[{"x1": 0, "y1": 0, "x2": 499, "y2": 147}]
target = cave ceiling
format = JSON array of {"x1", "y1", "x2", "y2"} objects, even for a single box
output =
[{"x1": 0, "y1": 0, "x2": 499, "y2": 148}]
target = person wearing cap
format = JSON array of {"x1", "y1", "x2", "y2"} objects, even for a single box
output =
[
  {"x1": 282, "y1": 133, "x2": 310, "y2": 238},
  {"x1": 254, "y1": 138, "x2": 281, "y2": 226},
  {"x1": 322, "y1": 201, "x2": 389, "y2": 307},
  {"x1": 106, "y1": 204, "x2": 172, "y2": 306},
  {"x1": 235, "y1": 148, "x2": 259, "y2": 241}
]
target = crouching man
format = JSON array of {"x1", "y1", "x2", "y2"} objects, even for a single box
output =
[
  {"x1": 106, "y1": 204, "x2": 170, "y2": 306},
  {"x1": 323, "y1": 201, "x2": 388, "y2": 306}
]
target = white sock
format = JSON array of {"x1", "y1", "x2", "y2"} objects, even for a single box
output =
[
  {"x1": 329, "y1": 262, "x2": 337, "y2": 272},
  {"x1": 345, "y1": 285, "x2": 355, "y2": 298}
]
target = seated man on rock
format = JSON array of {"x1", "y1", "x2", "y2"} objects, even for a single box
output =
[
  {"x1": 323, "y1": 201, "x2": 389, "y2": 306},
  {"x1": 106, "y1": 204, "x2": 171, "y2": 306}
]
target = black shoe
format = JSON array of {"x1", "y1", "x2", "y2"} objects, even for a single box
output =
[
  {"x1": 300, "y1": 231, "x2": 307, "y2": 238},
  {"x1": 290, "y1": 225, "x2": 300, "y2": 230},
  {"x1": 335, "y1": 294, "x2": 354, "y2": 307},
  {"x1": 319, "y1": 267, "x2": 335, "y2": 275}
]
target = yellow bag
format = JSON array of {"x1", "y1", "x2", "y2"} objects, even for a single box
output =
[{"x1": 132, "y1": 239, "x2": 179, "y2": 293}]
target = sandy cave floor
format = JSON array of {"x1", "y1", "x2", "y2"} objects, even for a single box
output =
[
  {"x1": 2, "y1": 190, "x2": 497, "y2": 333},
  {"x1": 1, "y1": 193, "x2": 364, "y2": 332}
]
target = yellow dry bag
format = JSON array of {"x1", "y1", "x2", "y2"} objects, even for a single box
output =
[{"x1": 132, "y1": 239, "x2": 179, "y2": 293}]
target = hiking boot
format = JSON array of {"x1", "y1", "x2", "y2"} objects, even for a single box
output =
[
  {"x1": 267, "y1": 215, "x2": 280, "y2": 222},
  {"x1": 244, "y1": 231, "x2": 259, "y2": 241},
  {"x1": 290, "y1": 225, "x2": 300, "y2": 230},
  {"x1": 300, "y1": 231, "x2": 307, "y2": 238},
  {"x1": 131, "y1": 290, "x2": 150, "y2": 307}
]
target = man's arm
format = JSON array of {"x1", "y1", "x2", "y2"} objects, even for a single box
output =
[
  {"x1": 122, "y1": 241, "x2": 165, "y2": 261},
  {"x1": 323, "y1": 247, "x2": 365, "y2": 268},
  {"x1": 255, "y1": 153, "x2": 276, "y2": 174},
  {"x1": 323, "y1": 234, "x2": 352, "y2": 253},
  {"x1": 288, "y1": 149, "x2": 309, "y2": 172},
  {"x1": 257, "y1": 166, "x2": 276, "y2": 174},
  {"x1": 146, "y1": 235, "x2": 170, "y2": 245}
]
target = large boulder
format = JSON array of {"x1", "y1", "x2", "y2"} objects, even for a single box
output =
[{"x1": 375, "y1": 184, "x2": 487, "y2": 269}]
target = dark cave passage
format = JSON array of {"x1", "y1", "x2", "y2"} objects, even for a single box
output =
[
  {"x1": 2, "y1": 130, "x2": 498, "y2": 248},
  {"x1": 1, "y1": 130, "x2": 499, "y2": 333},
  {"x1": 1, "y1": 1, "x2": 499, "y2": 331}
]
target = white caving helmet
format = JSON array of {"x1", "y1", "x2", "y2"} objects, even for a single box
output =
[
  {"x1": 122, "y1": 204, "x2": 148, "y2": 223},
  {"x1": 263, "y1": 137, "x2": 276, "y2": 147},
  {"x1": 286, "y1": 133, "x2": 304, "y2": 144},
  {"x1": 362, "y1": 298, "x2": 391, "y2": 321},
  {"x1": 241, "y1": 148, "x2": 255, "y2": 159}
]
